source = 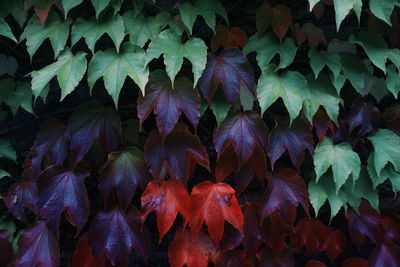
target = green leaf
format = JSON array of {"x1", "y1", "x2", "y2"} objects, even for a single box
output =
[
  {"x1": 0, "y1": 0, "x2": 26, "y2": 27},
  {"x1": 5, "y1": 82, "x2": 33, "y2": 115},
  {"x1": 386, "y1": 64, "x2": 400, "y2": 98},
  {"x1": 31, "y1": 48, "x2": 87, "y2": 100},
  {"x1": 210, "y1": 90, "x2": 230, "y2": 128},
  {"x1": 146, "y1": 29, "x2": 207, "y2": 87},
  {"x1": 309, "y1": 48, "x2": 341, "y2": 80},
  {"x1": 369, "y1": 0, "x2": 398, "y2": 25},
  {"x1": 308, "y1": 0, "x2": 320, "y2": 10},
  {"x1": 91, "y1": 0, "x2": 121, "y2": 18},
  {"x1": 340, "y1": 52, "x2": 371, "y2": 95},
  {"x1": 179, "y1": 0, "x2": 228, "y2": 34},
  {"x1": 62, "y1": 0, "x2": 83, "y2": 17},
  {"x1": 367, "y1": 152, "x2": 400, "y2": 192},
  {"x1": 368, "y1": 129, "x2": 400, "y2": 176},
  {"x1": 333, "y1": 0, "x2": 362, "y2": 31},
  {"x1": 88, "y1": 43, "x2": 149, "y2": 106},
  {"x1": 0, "y1": 138, "x2": 16, "y2": 161},
  {"x1": 314, "y1": 137, "x2": 361, "y2": 192},
  {"x1": 0, "y1": 18, "x2": 17, "y2": 42},
  {"x1": 20, "y1": 12, "x2": 71, "y2": 60},
  {"x1": 304, "y1": 73, "x2": 341, "y2": 123},
  {"x1": 72, "y1": 13, "x2": 125, "y2": 54},
  {"x1": 243, "y1": 32, "x2": 298, "y2": 71},
  {"x1": 123, "y1": 11, "x2": 171, "y2": 47},
  {"x1": 257, "y1": 65, "x2": 307, "y2": 123},
  {"x1": 0, "y1": 169, "x2": 10, "y2": 179}
]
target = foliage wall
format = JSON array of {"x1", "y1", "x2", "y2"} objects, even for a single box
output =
[{"x1": 1, "y1": 0, "x2": 400, "y2": 266}]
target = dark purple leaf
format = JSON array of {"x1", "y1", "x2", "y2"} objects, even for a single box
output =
[
  {"x1": 347, "y1": 98, "x2": 380, "y2": 137},
  {"x1": 383, "y1": 104, "x2": 400, "y2": 136},
  {"x1": 369, "y1": 244, "x2": 400, "y2": 266},
  {"x1": 4, "y1": 180, "x2": 37, "y2": 222},
  {"x1": 0, "y1": 230, "x2": 13, "y2": 267}
]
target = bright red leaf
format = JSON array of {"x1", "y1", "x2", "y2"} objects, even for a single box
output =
[
  {"x1": 188, "y1": 181, "x2": 244, "y2": 246},
  {"x1": 88, "y1": 207, "x2": 150, "y2": 266},
  {"x1": 37, "y1": 165, "x2": 89, "y2": 235},
  {"x1": 168, "y1": 229, "x2": 216, "y2": 267},
  {"x1": 4, "y1": 180, "x2": 37, "y2": 222},
  {"x1": 98, "y1": 147, "x2": 150, "y2": 207},
  {"x1": 72, "y1": 233, "x2": 112, "y2": 267},
  {"x1": 66, "y1": 101, "x2": 121, "y2": 163},
  {"x1": 259, "y1": 168, "x2": 309, "y2": 223},
  {"x1": 144, "y1": 123, "x2": 209, "y2": 183},
  {"x1": 15, "y1": 221, "x2": 59, "y2": 267},
  {"x1": 0, "y1": 230, "x2": 13, "y2": 267},
  {"x1": 267, "y1": 117, "x2": 314, "y2": 171},
  {"x1": 256, "y1": 3, "x2": 292, "y2": 42},
  {"x1": 199, "y1": 48, "x2": 255, "y2": 105},
  {"x1": 137, "y1": 70, "x2": 200, "y2": 137},
  {"x1": 141, "y1": 178, "x2": 189, "y2": 242},
  {"x1": 211, "y1": 25, "x2": 248, "y2": 52}
]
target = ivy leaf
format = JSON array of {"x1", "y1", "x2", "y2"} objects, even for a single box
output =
[
  {"x1": 199, "y1": 48, "x2": 255, "y2": 105},
  {"x1": 0, "y1": 138, "x2": 16, "y2": 161},
  {"x1": 314, "y1": 137, "x2": 361, "y2": 192},
  {"x1": 137, "y1": 70, "x2": 200, "y2": 137},
  {"x1": 383, "y1": 105, "x2": 400, "y2": 136},
  {"x1": 0, "y1": 170, "x2": 10, "y2": 179},
  {"x1": 243, "y1": 32, "x2": 297, "y2": 70},
  {"x1": 294, "y1": 23, "x2": 326, "y2": 47},
  {"x1": 257, "y1": 65, "x2": 308, "y2": 123},
  {"x1": 308, "y1": 48, "x2": 341, "y2": 86},
  {"x1": 72, "y1": 233, "x2": 112, "y2": 267},
  {"x1": 322, "y1": 230, "x2": 348, "y2": 261},
  {"x1": 386, "y1": 64, "x2": 400, "y2": 98},
  {"x1": 267, "y1": 117, "x2": 314, "y2": 171},
  {"x1": 0, "y1": 18, "x2": 17, "y2": 42},
  {"x1": 340, "y1": 52, "x2": 371, "y2": 95},
  {"x1": 20, "y1": 12, "x2": 71, "y2": 59},
  {"x1": 144, "y1": 123, "x2": 209, "y2": 184},
  {"x1": 342, "y1": 258, "x2": 368, "y2": 267},
  {"x1": 211, "y1": 25, "x2": 248, "y2": 52},
  {"x1": 0, "y1": 230, "x2": 13, "y2": 267},
  {"x1": 188, "y1": 181, "x2": 243, "y2": 245},
  {"x1": 369, "y1": 244, "x2": 400, "y2": 266},
  {"x1": 123, "y1": 11, "x2": 171, "y2": 47},
  {"x1": 0, "y1": 0, "x2": 26, "y2": 27},
  {"x1": 369, "y1": 0, "x2": 398, "y2": 25},
  {"x1": 31, "y1": 48, "x2": 87, "y2": 100},
  {"x1": 304, "y1": 73, "x2": 341, "y2": 123},
  {"x1": 37, "y1": 165, "x2": 89, "y2": 235},
  {"x1": 168, "y1": 229, "x2": 216, "y2": 267},
  {"x1": 368, "y1": 129, "x2": 400, "y2": 176},
  {"x1": 88, "y1": 43, "x2": 148, "y2": 105},
  {"x1": 146, "y1": 29, "x2": 207, "y2": 87},
  {"x1": 260, "y1": 168, "x2": 309, "y2": 223},
  {"x1": 346, "y1": 98, "x2": 380, "y2": 137},
  {"x1": 91, "y1": 0, "x2": 121, "y2": 19},
  {"x1": 15, "y1": 221, "x2": 59, "y2": 267},
  {"x1": 179, "y1": 0, "x2": 228, "y2": 34},
  {"x1": 72, "y1": 13, "x2": 125, "y2": 54},
  {"x1": 256, "y1": 3, "x2": 292, "y2": 42},
  {"x1": 141, "y1": 178, "x2": 189, "y2": 242},
  {"x1": 332, "y1": 0, "x2": 362, "y2": 31},
  {"x1": 242, "y1": 203, "x2": 266, "y2": 257},
  {"x1": 61, "y1": 0, "x2": 83, "y2": 17},
  {"x1": 260, "y1": 247, "x2": 294, "y2": 267},
  {"x1": 88, "y1": 207, "x2": 150, "y2": 266},
  {"x1": 66, "y1": 102, "x2": 121, "y2": 164},
  {"x1": 3, "y1": 82, "x2": 34, "y2": 115},
  {"x1": 308, "y1": 0, "x2": 321, "y2": 11},
  {"x1": 4, "y1": 181, "x2": 37, "y2": 222},
  {"x1": 99, "y1": 147, "x2": 150, "y2": 207},
  {"x1": 313, "y1": 109, "x2": 335, "y2": 141}
]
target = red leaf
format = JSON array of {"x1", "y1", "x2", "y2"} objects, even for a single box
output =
[
  {"x1": 294, "y1": 23, "x2": 326, "y2": 46},
  {"x1": 341, "y1": 257, "x2": 368, "y2": 267},
  {"x1": 88, "y1": 207, "x2": 150, "y2": 266},
  {"x1": 4, "y1": 180, "x2": 37, "y2": 222},
  {"x1": 37, "y1": 165, "x2": 89, "y2": 235},
  {"x1": 141, "y1": 178, "x2": 189, "y2": 242},
  {"x1": 267, "y1": 117, "x2": 314, "y2": 171},
  {"x1": 199, "y1": 49, "x2": 255, "y2": 105},
  {"x1": 290, "y1": 218, "x2": 330, "y2": 255},
  {"x1": 214, "y1": 111, "x2": 268, "y2": 169},
  {"x1": 211, "y1": 25, "x2": 248, "y2": 52},
  {"x1": 137, "y1": 70, "x2": 200, "y2": 137},
  {"x1": 23, "y1": 118, "x2": 68, "y2": 170},
  {"x1": 263, "y1": 211, "x2": 293, "y2": 254},
  {"x1": 34, "y1": 5, "x2": 52, "y2": 25},
  {"x1": 260, "y1": 168, "x2": 309, "y2": 223},
  {"x1": 66, "y1": 102, "x2": 121, "y2": 163},
  {"x1": 0, "y1": 230, "x2": 14, "y2": 267},
  {"x1": 98, "y1": 147, "x2": 150, "y2": 207},
  {"x1": 242, "y1": 203, "x2": 265, "y2": 257},
  {"x1": 313, "y1": 109, "x2": 334, "y2": 141},
  {"x1": 214, "y1": 249, "x2": 254, "y2": 267},
  {"x1": 259, "y1": 247, "x2": 294, "y2": 267},
  {"x1": 144, "y1": 123, "x2": 209, "y2": 183},
  {"x1": 369, "y1": 244, "x2": 400, "y2": 266},
  {"x1": 15, "y1": 221, "x2": 59, "y2": 267},
  {"x1": 72, "y1": 233, "x2": 112, "y2": 267},
  {"x1": 188, "y1": 181, "x2": 244, "y2": 246},
  {"x1": 322, "y1": 230, "x2": 347, "y2": 261},
  {"x1": 305, "y1": 260, "x2": 327, "y2": 267},
  {"x1": 383, "y1": 104, "x2": 400, "y2": 135},
  {"x1": 256, "y1": 3, "x2": 292, "y2": 42},
  {"x1": 168, "y1": 229, "x2": 216, "y2": 267}
]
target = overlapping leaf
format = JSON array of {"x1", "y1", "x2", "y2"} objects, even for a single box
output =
[
  {"x1": 256, "y1": 3, "x2": 292, "y2": 42},
  {"x1": 4, "y1": 180, "x2": 37, "y2": 222},
  {"x1": 0, "y1": 18, "x2": 17, "y2": 42},
  {"x1": 211, "y1": 26, "x2": 248, "y2": 52}
]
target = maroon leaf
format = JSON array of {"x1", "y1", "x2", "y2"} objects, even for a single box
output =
[
  {"x1": 211, "y1": 25, "x2": 248, "y2": 52},
  {"x1": 199, "y1": 48, "x2": 255, "y2": 105},
  {"x1": 37, "y1": 165, "x2": 89, "y2": 235},
  {"x1": 369, "y1": 244, "x2": 400, "y2": 266},
  {"x1": 263, "y1": 211, "x2": 293, "y2": 254},
  {"x1": 214, "y1": 250, "x2": 254, "y2": 267},
  {"x1": 256, "y1": 3, "x2": 292, "y2": 42},
  {"x1": 88, "y1": 207, "x2": 150, "y2": 266},
  {"x1": 346, "y1": 98, "x2": 380, "y2": 137},
  {"x1": 0, "y1": 230, "x2": 13, "y2": 267},
  {"x1": 322, "y1": 230, "x2": 347, "y2": 261},
  {"x1": 267, "y1": 117, "x2": 314, "y2": 171},
  {"x1": 72, "y1": 233, "x2": 112, "y2": 267},
  {"x1": 341, "y1": 258, "x2": 368, "y2": 267},
  {"x1": 312, "y1": 109, "x2": 334, "y2": 141},
  {"x1": 305, "y1": 260, "x2": 327, "y2": 267},
  {"x1": 137, "y1": 70, "x2": 200, "y2": 137},
  {"x1": 66, "y1": 101, "x2": 121, "y2": 163},
  {"x1": 15, "y1": 221, "x2": 59, "y2": 267},
  {"x1": 259, "y1": 168, "x2": 309, "y2": 223},
  {"x1": 98, "y1": 147, "x2": 150, "y2": 207},
  {"x1": 141, "y1": 178, "x2": 189, "y2": 242},
  {"x1": 294, "y1": 23, "x2": 326, "y2": 46},
  {"x1": 23, "y1": 118, "x2": 68, "y2": 170},
  {"x1": 242, "y1": 203, "x2": 265, "y2": 257},
  {"x1": 4, "y1": 180, "x2": 37, "y2": 222},
  {"x1": 259, "y1": 247, "x2": 294, "y2": 267},
  {"x1": 144, "y1": 123, "x2": 209, "y2": 183},
  {"x1": 383, "y1": 104, "x2": 400, "y2": 135}
]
